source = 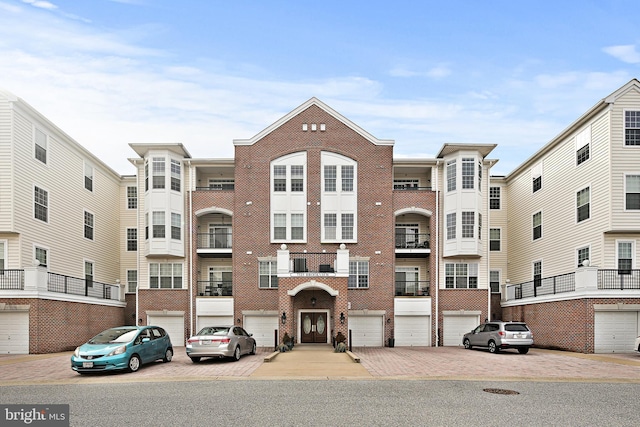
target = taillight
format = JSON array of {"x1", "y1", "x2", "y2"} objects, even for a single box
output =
[
  {"x1": 187, "y1": 338, "x2": 199, "y2": 344},
  {"x1": 216, "y1": 338, "x2": 231, "y2": 344},
  {"x1": 498, "y1": 331, "x2": 505, "y2": 336}
]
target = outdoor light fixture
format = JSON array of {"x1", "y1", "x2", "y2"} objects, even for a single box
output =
[
  {"x1": 340, "y1": 312, "x2": 345, "y2": 324},
  {"x1": 311, "y1": 296, "x2": 317, "y2": 306},
  {"x1": 281, "y1": 312, "x2": 287, "y2": 325}
]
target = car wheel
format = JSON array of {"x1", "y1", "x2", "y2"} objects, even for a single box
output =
[
  {"x1": 233, "y1": 346, "x2": 241, "y2": 361},
  {"x1": 518, "y1": 347, "x2": 529, "y2": 354},
  {"x1": 463, "y1": 339, "x2": 472, "y2": 350},
  {"x1": 163, "y1": 348, "x2": 173, "y2": 362},
  {"x1": 250, "y1": 342, "x2": 257, "y2": 355},
  {"x1": 488, "y1": 341, "x2": 499, "y2": 353},
  {"x1": 128, "y1": 355, "x2": 141, "y2": 372},
  {"x1": 189, "y1": 357, "x2": 201, "y2": 363}
]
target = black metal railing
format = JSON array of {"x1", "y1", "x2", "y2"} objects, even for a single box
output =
[
  {"x1": 197, "y1": 232, "x2": 232, "y2": 249},
  {"x1": 290, "y1": 253, "x2": 337, "y2": 273},
  {"x1": 0, "y1": 270, "x2": 24, "y2": 290},
  {"x1": 197, "y1": 281, "x2": 233, "y2": 296},
  {"x1": 508, "y1": 272, "x2": 575, "y2": 300},
  {"x1": 395, "y1": 233, "x2": 430, "y2": 249},
  {"x1": 395, "y1": 280, "x2": 430, "y2": 296},
  {"x1": 195, "y1": 184, "x2": 235, "y2": 191},
  {"x1": 598, "y1": 269, "x2": 640, "y2": 290},
  {"x1": 48, "y1": 272, "x2": 119, "y2": 300},
  {"x1": 393, "y1": 185, "x2": 433, "y2": 191}
]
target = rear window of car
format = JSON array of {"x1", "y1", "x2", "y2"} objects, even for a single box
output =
[
  {"x1": 198, "y1": 327, "x2": 229, "y2": 336},
  {"x1": 504, "y1": 324, "x2": 529, "y2": 332}
]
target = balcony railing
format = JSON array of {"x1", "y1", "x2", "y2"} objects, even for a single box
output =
[
  {"x1": 507, "y1": 272, "x2": 575, "y2": 300},
  {"x1": 197, "y1": 281, "x2": 233, "y2": 296},
  {"x1": 598, "y1": 269, "x2": 640, "y2": 290},
  {"x1": 0, "y1": 270, "x2": 25, "y2": 290},
  {"x1": 48, "y1": 272, "x2": 119, "y2": 300},
  {"x1": 395, "y1": 233, "x2": 430, "y2": 249},
  {"x1": 395, "y1": 280, "x2": 430, "y2": 296},
  {"x1": 290, "y1": 253, "x2": 337, "y2": 273},
  {"x1": 197, "y1": 232, "x2": 232, "y2": 249}
]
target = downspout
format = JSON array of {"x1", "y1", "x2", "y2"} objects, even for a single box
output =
[
  {"x1": 486, "y1": 159, "x2": 497, "y2": 321},
  {"x1": 135, "y1": 159, "x2": 141, "y2": 326},
  {"x1": 187, "y1": 160, "x2": 194, "y2": 339},
  {"x1": 434, "y1": 160, "x2": 440, "y2": 347}
]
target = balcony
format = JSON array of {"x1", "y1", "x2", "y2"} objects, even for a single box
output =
[
  {"x1": 395, "y1": 233, "x2": 430, "y2": 256},
  {"x1": 289, "y1": 253, "x2": 337, "y2": 274},
  {"x1": 395, "y1": 280, "x2": 430, "y2": 297},
  {"x1": 197, "y1": 232, "x2": 232, "y2": 257},
  {"x1": 0, "y1": 269, "x2": 24, "y2": 290},
  {"x1": 197, "y1": 280, "x2": 233, "y2": 296}
]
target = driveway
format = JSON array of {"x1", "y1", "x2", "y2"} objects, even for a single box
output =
[{"x1": 2, "y1": 346, "x2": 640, "y2": 385}]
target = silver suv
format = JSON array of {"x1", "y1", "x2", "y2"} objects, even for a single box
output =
[{"x1": 463, "y1": 321, "x2": 533, "y2": 354}]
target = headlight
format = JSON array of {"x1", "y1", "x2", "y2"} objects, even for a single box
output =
[
  {"x1": 107, "y1": 345, "x2": 127, "y2": 357},
  {"x1": 74, "y1": 347, "x2": 80, "y2": 357}
]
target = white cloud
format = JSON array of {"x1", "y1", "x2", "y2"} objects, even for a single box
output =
[
  {"x1": 603, "y1": 44, "x2": 640, "y2": 64},
  {"x1": 21, "y1": 0, "x2": 57, "y2": 10},
  {"x1": 389, "y1": 64, "x2": 452, "y2": 79}
]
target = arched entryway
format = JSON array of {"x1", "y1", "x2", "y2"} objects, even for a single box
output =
[{"x1": 287, "y1": 280, "x2": 340, "y2": 345}]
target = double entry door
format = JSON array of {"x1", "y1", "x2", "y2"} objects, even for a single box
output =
[{"x1": 300, "y1": 312, "x2": 328, "y2": 343}]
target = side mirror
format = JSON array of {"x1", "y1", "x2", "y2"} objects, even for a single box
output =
[{"x1": 142, "y1": 337, "x2": 150, "y2": 343}]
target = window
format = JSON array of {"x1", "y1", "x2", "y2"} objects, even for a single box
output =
[
  {"x1": 35, "y1": 247, "x2": 47, "y2": 267},
  {"x1": 462, "y1": 212, "x2": 474, "y2": 238},
  {"x1": 533, "y1": 211, "x2": 542, "y2": 240},
  {"x1": 478, "y1": 213, "x2": 482, "y2": 240},
  {"x1": 532, "y1": 163, "x2": 542, "y2": 193},
  {"x1": 34, "y1": 186, "x2": 48, "y2": 222},
  {"x1": 84, "y1": 163, "x2": 93, "y2": 191},
  {"x1": 208, "y1": 267, "x2": 232, "y2": 294},
  {"x1": 490, "y1": 228, "x2": 501, "y2": 251},
  {"x1": 394, "y1": 179, "x2": 420, "y2": 190},
  {"x1": 395, "y1": 267, "x2": 419, "y2": 295},
  {"x1": 273, "y1": 214, "x2": 286, "y2": 239},
  {"x1": 324, "y1": 165, "x2": 336, "y2": 192},
  {"x1": 85, "y1": 261, "x2": 94, "y2": 289},
  {"x1": 0, "y1": 241, "x2": 5, "y2": 271},
  {"x1": 576, "y1": 126, "x2": 591, "y2": 165},
  {"x1": 145, "y1": 213, "x2": 149, "y2": 240},
  {"x1": 291, "y1": 214, "x2": 304, "y2": 240},
  {"x1": 126, "y1": 228, "x2": 137, "y2": 251},
  {"x1": 446, "y1": 160, "x2": 456, "y2": 192},
  {"x1": 273, "y1": 165, "x2": 286, "y2": 192},
  {"x1": 462, "y1": 158, "x2": 474, "y2": 189},
  {"x1": 489, "y1": 187, "x2": 501, "y2": 209},
  {"x1": 171, "y1": 213, "x2": 181, "y2": 240},
  {"x1": 291, "y1": 165, "x2": 304, "y2": 192},
  {"x1": 127, "y1": 186, "x2": 137, "y2": 209},
  {"x1": 144, "y1": 161, "x2": 149, "y2": 192},
  {"x1": 342, "y1": 165, "x2": 354, "y2": 191},
  {"x1": 625, "y1": 111, "x2": 640, "y2": 146},
  {"x1": 84, "y1": 211, "x2": 94, "y2": 240},
  {"x1": 626, "y1": 175, "x2": 640, "y2": 210},
  {"x1": 127, "y1": 270, "x2": 137, "y2": 293},
  {"x1": 170, "y1": 159, "x2": 181, "y2": 192},
  {"x1": 533, "y1": 261, "x2": 542, "y2": 288},
  {"x1": 342, "y1": 214, "x2": 354, "y2": 240},
  {"x1": 577, "y1": 246, "x2": 589, "y2": 267},
  {"x1": 446, "y1": 213, "x2": 456, "y2": 240},
  {"x1": 490, "y1": 270, "x2": 500, "y2": 293},
  {"x1": 576, "y1": 187, "x2": 590, "y2": 223},
  {"x1": 259, "y1": 261, "x2": 278, "y2": 288},
  {"x1": 445, "y1": 263, "x2": 478, "y2": 289},
  {"x1": 618, "y1": 241, "x2": 633, "y2": 274},
  {"x1": 152, "y1": 211, "x2": 165, "y2": 238},
  {"x1": 150, "y1": 263, "x2": 182, "y2": 289},
  {"x1": 478, "y1": 160, "x2": 482, "y2": 190},
  {"x1": 324, "y1": 214, "x2": 336, "y2": 240},
  {"x1": 34, "y1": 128, "x2": 47, "y2": 164},
  {"x1": 152, "y1": 157, "x2": 165, "y2": 189},
  {"x1": 348, "y1": 260, "x2": 369, "y2": 288},
  {"x1": 576, "y1": 145, "x2": 589, "y2": 165},
  {"x1": 533, "y1": 176, "x2": 542, "y2": 192}
]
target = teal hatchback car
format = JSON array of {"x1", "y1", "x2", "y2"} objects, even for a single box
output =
[{"x1": 71, "y1": 326, "x2": 173, "y2": 374}]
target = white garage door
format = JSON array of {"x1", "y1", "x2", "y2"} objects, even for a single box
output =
[
  {"x1": 443, "y1": 315, "x2": 479, "y2": 347},
  {"x1": 395, "y1": 316, "x2": 431, "y2": 346},
  {"x1": 196, "y1": 316, "x2": 234, "y2": 332},
  {"x1": 244, "y1": 315, "x2": 279, "y2": 348},
  {"x1": 147, "y1": 315, "x2": 185, "y2": 347},
  {"x1": 0, "y1": 311, "x2": 29, "y2": 354},
  {"x1": 349, "y1": 315, "x2": 384, "y2": 347},
  {"x1": 594, "y1": 311, "x2": 638, "y2": 353}
]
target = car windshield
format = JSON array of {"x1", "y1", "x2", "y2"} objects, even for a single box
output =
[
  {"x1": 88, "y1": 328, "x2": 139, "y2": 344},
  {"x1": 505, "y1": 324, "x2": 529, "y2": 332},
  {"x1": 197, "y1": 327, "x2": 229, "y2": 336}
]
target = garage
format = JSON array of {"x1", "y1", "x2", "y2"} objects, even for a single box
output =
[
  {"x1": 244, "y1": 315, "x2": 279, "y2": 347},
  {"x1": 442, "y1": 313, "x2": 480, "y2": 347},
  {"x1": 147, "y1": 313, "x2": 185, "y2": 347},
  {"x1": 0, "y1": 310, "x2": 29, "y2": 354},
  {"x1": 594, "y1": 311, "x2": 639, "y2": 353},
  {"x1": 348, "y1": 315, "x2": 384, "y2": 347},
  {"x1": 196, "y1": 315, "x2": 234, "y2": 332},
  {"x1": 395, "y1": 315, "x2": 431, "y2": 346}
]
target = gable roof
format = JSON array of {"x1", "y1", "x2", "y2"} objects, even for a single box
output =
[{"x1": 233, "y1": 97, "x2": 394, "y2": 147}]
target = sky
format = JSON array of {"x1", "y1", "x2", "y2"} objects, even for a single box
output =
[{"x1": 1, "y1": 0, "x2": 639, "y2": 176}]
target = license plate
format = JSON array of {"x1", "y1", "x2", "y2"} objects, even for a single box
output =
[
  {"x1": 83, "y1": 362, "x2": 93, "y2": 368},
  {"x1": 202, "y1": 340, "x2": 211, "y2": 345},
  {"x1": 514, "y1": 334, "x2": 523, "y2": 338}
]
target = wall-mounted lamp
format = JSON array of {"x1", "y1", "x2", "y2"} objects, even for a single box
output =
[
  {"x1": 311, "y1": 296, "x2": 317, "y2": 307},
  {"x1": 237, "y1": 318, "x2": 241, "y2": 324},
  {"x1": 340, "y1": 312, "x2": 345, "y2": 324},
  {"x1": 387, "y1": 318, "x2": 391, "y2": 324},
  {"x1": 281, "y1": 312, "x2": 287, "y2": 325}
]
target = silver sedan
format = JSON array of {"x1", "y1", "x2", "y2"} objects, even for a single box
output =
[{"x1": 186, "y1": 326, "x2": 256, "y2": 363}]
